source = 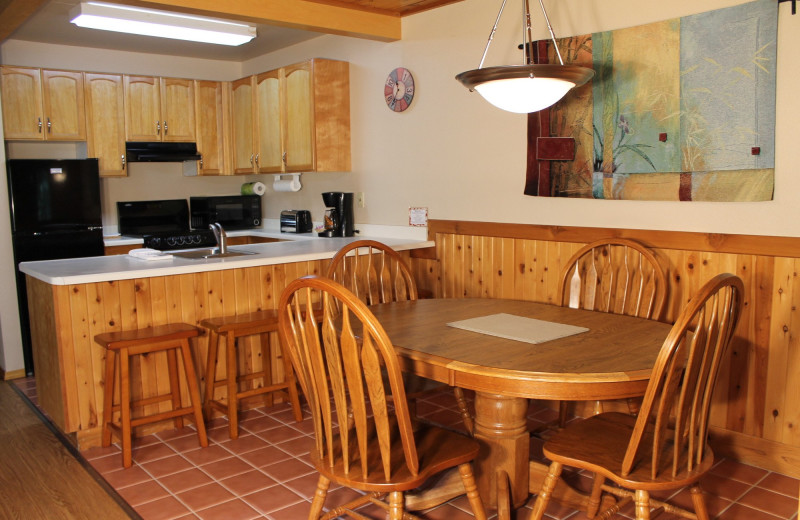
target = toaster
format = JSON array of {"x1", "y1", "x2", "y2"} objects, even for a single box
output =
[{"x1": 280, "y1": 210, "x2": 313, "y2": 233}]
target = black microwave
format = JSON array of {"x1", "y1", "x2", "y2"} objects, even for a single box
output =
[{"x1": 190, "y1": 195, "x2": 261, "y2": 230}]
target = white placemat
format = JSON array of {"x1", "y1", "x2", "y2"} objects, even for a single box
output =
[{"x1": 447, "y1": 313, "x2": 588, "y2": 344}]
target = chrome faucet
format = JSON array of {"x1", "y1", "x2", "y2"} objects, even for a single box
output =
[{"x1": 209, "y1": 222, "x2": 228, "y2": 254}]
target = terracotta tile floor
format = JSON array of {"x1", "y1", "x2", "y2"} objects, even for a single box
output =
[{"x1": 14, "y1": 377, "x2": 800, "y2": 520}]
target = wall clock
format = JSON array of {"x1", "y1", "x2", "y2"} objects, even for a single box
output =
[{"x1": 385, "y1": 67, "x2": 415, "y2": 112}]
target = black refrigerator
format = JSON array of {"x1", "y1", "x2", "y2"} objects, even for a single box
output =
[{"x1": 7, "y1": 159, "x2": 105, "y2": 375}]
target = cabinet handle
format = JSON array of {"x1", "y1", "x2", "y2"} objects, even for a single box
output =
[
  {"x1": 121, "y1": 155, "x2": 126, "y2": 169},
  {"x1": 282, "y1": 151, "x2": 287, "y2": 165},
  {"x1": 163, "y1": 120, "x2": 168, "y2": 135},
  {"x1": 47, "y1": 118, "x2": 52, "y2": 133},
  {"x1": 199, "y1": 156, "x2": 203, "y2": 168},
  {"x1": 250, "y1": 154, "x2": 254, "y2": 166},
  {"x1": 156, "y1": 121, "x2": 161, "y2": 135},
  {"x1": 255, "y1": 154, "x2": 259, "y2": 166},
  {"x1": 38, "y1": 118, "x2": 42, "y2": 133}
]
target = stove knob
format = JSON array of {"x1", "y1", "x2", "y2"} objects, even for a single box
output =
[
  {"x1": 149, "y1": 237, "x2": 162, "y2": 248},
  {"x1": 178, "y1": 236, "x2": 187, "y2": 246},
  {"x1": 166, "y1": 236, "x2": 177, "y2": 247},
  {"x1": 191, "y1": 234, "x2": 202, "y2": 244}
]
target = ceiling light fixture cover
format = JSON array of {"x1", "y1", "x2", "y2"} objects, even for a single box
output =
[
  {"x1": 69, "y1": 2, "x2": 257, "y2": 46},
  {"x1": 456, "y1": 0, "x2": 594, "y2": 114}
]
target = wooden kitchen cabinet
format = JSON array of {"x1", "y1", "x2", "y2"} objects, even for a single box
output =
[
  {"x1": 1, "y1": 66, "x2": 86, "y2": 141},
  {"x1": 230, "y1": 59, "x2": 350, "y2": 175},
  {"x1": 194, "y1": 80, "x2": 228, "y2": 175},
  {"x1": 124, "y1": 75, "x2": 195, "y2": 142},
  {"x1": 85, "y1": 73, "x2": 127, "y2": 177}
]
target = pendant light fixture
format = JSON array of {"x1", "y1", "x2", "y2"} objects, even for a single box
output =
[{"x1": 456, "y1": 0, "x2": 594, "y2": 114}]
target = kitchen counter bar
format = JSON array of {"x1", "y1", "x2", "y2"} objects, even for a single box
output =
[
  {"x1": 23, "y1": 230, "x2": 432, "y2": 448},
  {"x1": 22, "y1": 234, "x2": 432, "y2": 285}
]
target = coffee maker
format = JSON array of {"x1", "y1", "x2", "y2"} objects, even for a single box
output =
[{"x1": 319, "y1": 192, "x2": 355, "y2": 237}]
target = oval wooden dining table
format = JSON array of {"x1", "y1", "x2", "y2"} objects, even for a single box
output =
[{"x1": 367, "y1": 298, "x2": 673, "y2": 515}]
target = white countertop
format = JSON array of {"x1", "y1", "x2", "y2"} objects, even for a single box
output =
[{"x1": 22, "y1": 230, "x2": 433, "y2": 286}]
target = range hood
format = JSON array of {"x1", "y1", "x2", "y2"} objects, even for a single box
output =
[{"x1": 125, "y1": 142, "x2": 202, "y2": 162}]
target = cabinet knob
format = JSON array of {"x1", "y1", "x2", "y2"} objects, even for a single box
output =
[
  {"x1": 255, "y1": 154, "x2": 259, "y2": 166},
  {"x1": 250, "y1": 154, "x2": 254, "y2": 166},
  {"x1": 163, "y1": 120, "x2": 168, "y2": 135},
  {"x1": 47, "y1": 118, "x2": 51, "y2": 133},
  {"x1": 156, "y1": 121, "x2": 161, "y2": 135},
  {"x1": 38, "y1": 117, "x2": 42, "y2": 133},
  {"x1": 282, "y1": 151, "x2": 287, "y2": 165},
  {"x1": 121, "y1": 155, "x2": 126, "y2": 169},
  {"x1": 199, "y1": 156, "x2": 203, "y2": 168}
]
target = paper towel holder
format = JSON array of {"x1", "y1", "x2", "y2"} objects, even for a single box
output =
[{"x1": 273, "y1": 173, "x2": 302, "y2": 192}]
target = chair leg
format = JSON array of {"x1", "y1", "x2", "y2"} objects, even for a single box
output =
[
  {"x1": 388, "y1": 491, "x2": 403, "y2": 520},
  {"x1": 259, "y1": 332, "x2": 274, "y2": 407},
  {"x1": 634, "y1": 489, "x2": 651, "y2": 520},
  {"x1": 179, "y1": 339, "x2": 208, "y2": 447},
  {"x1": 308, "y1": 475, "x2": 330, "y2": 520},
  {"x1": 166, "y1": 347, "x2": 184, "y2": 429},
  {"x1": 278, "y1": 333, "x2": 304, "y2": 422},
  {"x1": 453, "y1": 387, "x2": 474, "y2": 435},
  {"x1": 690, "y1": 485, "x2": 710, "y2": 520},
  {"x1": 203, "y1": 330, "x2": 219, "y2": 421},
  {"x1": 587, "y1": 474, "x2": 605, "y2": 518},
  {"x1": 459, "y1": 463, "x2": 487, "y2": 520},
  {"x1": 529, "y1": 461, "x2": 563, "y2": 520},
  {"x1": 119, "y1": 349, "x2": 133, "y2": 468},
  {"x1": 225, "y1": 333, "x2": 239, "y2": 439},
  {"x1": 102, "y1": 350, "x2": 116, "y2": 447}
]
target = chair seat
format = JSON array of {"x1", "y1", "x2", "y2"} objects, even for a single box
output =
[
  {"x1": 200, "y1": 310, "x2": 279, "y2": 334},
  {"x1": 311, "y1": 420, "x2": 480, "y2": 493},
  {"x1": 543, "y1": 412, "x2": 714, "y2": 491},
  {"x1": 95, "y1": 323, "x2": 199, "y2": 350}
]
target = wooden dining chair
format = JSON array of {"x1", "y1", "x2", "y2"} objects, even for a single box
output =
[
  {"x1": 555, "y1": 237, "x2": 668, "y2": 425},
  {"x1": 277, "y1": 275, "x2": 487, "y2": 520},
  {"x1": 529, "y1": 273, "x2": 744, "y2": 520},
  {"x1": 327, "y1": 240, "x2": 474, "y2": 434}
]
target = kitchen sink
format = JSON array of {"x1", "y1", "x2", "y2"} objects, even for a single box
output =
[{"x1": 171, "y1": 248, "x2": 257, "y2": 259}]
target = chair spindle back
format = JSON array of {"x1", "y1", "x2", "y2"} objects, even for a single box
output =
[{"x1": 278, "y1": 275, "x2": 419, "y2": 482}]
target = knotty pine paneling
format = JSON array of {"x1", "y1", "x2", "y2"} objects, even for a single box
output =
[
  {"x1": 408, "y1": 220, "x2": 800, "y2": 471},
  {"x1": 28, "y1": 260, "x2": 326, "y2": 447}
]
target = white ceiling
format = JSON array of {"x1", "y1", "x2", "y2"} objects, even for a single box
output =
[{"x1": 6, "y1": 0, "x2": 325, "y2": 62}]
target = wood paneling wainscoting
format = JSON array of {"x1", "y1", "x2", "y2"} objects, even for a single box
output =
[
  {"x1": 27, "y1": 258, "x2": 334, "y2": 449},
  {"x1": 409, "y1": 220, "x2": 800, "y2": 477}
]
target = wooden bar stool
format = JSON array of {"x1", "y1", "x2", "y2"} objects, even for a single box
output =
[
  {"x1": 96, "y1": 323, "x2": 208, "y2": 468},
  {"x1": 201, "y1": 310, "x2": 303, "y2": 439}
]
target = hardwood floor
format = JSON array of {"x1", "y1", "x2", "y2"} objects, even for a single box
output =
[{"x1": 0, "y1": 380, "x2": 137, "y2": 519}]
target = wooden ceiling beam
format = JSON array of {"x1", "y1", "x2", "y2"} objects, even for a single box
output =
[
  {"x1": 116, "y1": 0, "x2": 402, "y2": 42},
  {"x1": 0, "y1": 0, "x2": 48, "y2": 43}
]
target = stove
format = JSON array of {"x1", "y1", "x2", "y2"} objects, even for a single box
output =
[{"x1": 143, "y1": 230, "x2": 218, "y2": 251}]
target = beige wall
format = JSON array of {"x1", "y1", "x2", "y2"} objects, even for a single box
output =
[{"x1": 0, "y1": 0, "x2": 796, "y2": 374}]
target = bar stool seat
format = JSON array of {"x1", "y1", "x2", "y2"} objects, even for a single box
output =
[
  {"x1": 96, "y1": 323, "x2": 208, "y2": 468},
  {"x1": 201, "y1": 309, "x2": 303, "y2": 439}
]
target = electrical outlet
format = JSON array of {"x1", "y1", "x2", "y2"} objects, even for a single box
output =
[{"x1": 356, "y1": 192, "x2": 366, "y2": 208}]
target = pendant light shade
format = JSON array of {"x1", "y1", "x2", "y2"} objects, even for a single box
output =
[{"x1": 456, "y1": 0, "x2": 594, "y2": 114}]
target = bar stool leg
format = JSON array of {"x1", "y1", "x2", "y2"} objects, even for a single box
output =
[
  {"x1": 102, "y1": 350, "x2": 116, "y2": 447},
  {"x1": 203, "y1": 330, "x2": 220, "y2": 421},
  {"x1": 167, "y1": 348, "x2": 184, "y2": 429},
  {"x1": 119, "y1": 348, "x2": 133, "y2": 468},
  {"x1": 259, "y1": 333, "x2": 273, "y2": 407},
  {"x1": 179, "y1": 339, "x2": 208, "y2": 447},
  {"x1": 225, "y1": 333, "x2": 239, "y2": 439}
]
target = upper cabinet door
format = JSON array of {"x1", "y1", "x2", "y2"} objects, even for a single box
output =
[
  {"x1": 255, "y1": 70, "x2": 282, "y2": 174},
  {"x1": 41, "y1": 69, "x2": 86, "y2": 141},
  {"x1": 160, "y1": 77, "x2": 195, "y2": 142},
  {"x1": 194, "y1": 80, "x2": 226, "y2": 175},
  {"x1": 230, "y1": 76, "x2": 256, "y2": 174},
  {"x1": 282, "y1": 62, "x2": 314, "y2": 173},
  {"x1": 85, "y1": 73, "x2": 126, "y2": 177},
  {"x1": 124, "y1": 75, "x2": 161, "y2": 141},
  {"x1": 1, "y1": 66, "x2": 44, "y2": 139}
]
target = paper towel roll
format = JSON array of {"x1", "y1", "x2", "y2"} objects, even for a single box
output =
[
  {"x1": 241, "y1": 182, "x2": 266, "y2": 196},
  {"x1": 272, "y1": 174, "x2": 302, "y2": 192}
]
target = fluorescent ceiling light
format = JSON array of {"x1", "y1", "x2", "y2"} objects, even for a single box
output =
[{"x1": 69, "y1": 2, "x2": 256, "y2": 46}]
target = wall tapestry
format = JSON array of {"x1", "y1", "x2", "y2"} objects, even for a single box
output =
[{"x1": 525, "y1": 0, "x2": 777, "y2": 201}]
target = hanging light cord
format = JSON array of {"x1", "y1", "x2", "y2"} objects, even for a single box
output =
[{"x1": 477, "y1": 0, "x2": 566, "y2": 69}]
